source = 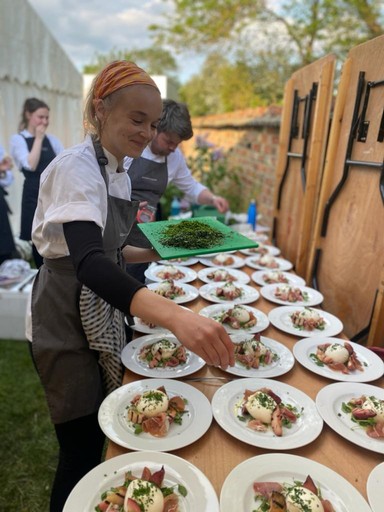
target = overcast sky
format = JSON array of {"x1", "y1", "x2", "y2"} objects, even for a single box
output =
[{"x1": 28, "y1": 0, "x2": 203, "y2": 83}]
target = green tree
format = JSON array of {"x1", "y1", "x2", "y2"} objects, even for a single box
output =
[
  {"x1": 83, "y1": 47, "x2": 179, "y2": 81},
  {"x1": 179, "y1": 50, "x2": 291, "y2": 115},
  {"x1": 151, "y1": 0, "x2": 384, "y2": 66}
]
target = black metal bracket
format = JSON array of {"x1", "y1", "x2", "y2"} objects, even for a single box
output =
[{"x1": 276, "y1": 83, "x2": 318, "y2": 210}]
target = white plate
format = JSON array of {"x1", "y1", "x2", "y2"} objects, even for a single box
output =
[
  {"x1": 121, "y1": 333, "x2": 205, "y2": 378},
  {"x1": 198, "y1": 303, "x2": 270, "y2": 334},
  {"x1": 220, "y1": 453, "x2": 371, "y2": 512},
  {"x1": 144, "y1": 264, "x2": 198, "y2": 283},
  {"x1": 147, "y1": 281, "x2": 199, "y2": 304},
  {"x1": 268, "y1": 306, "x2": 343, "y2": 337},
  {"x1": 158, "y1": 257, "x2": 199, "y2": 266},
  {"x1": 224, "y1": 334, "x2": 294, "y2": 378},
  {"x1": 212, "y1": 378, "x2": 322, "y2": 450},
  {"x1": 98, "y1": 378, "x2": 212, "y2": 451},
  {"x1": 129, "y1": 317, "x2": 171, "y2": 334},
  {"x1": 367, "y1": 461, "x2": 384, "y2": 512},
  {"x1": 129, "y1": 305, "x2": 192, "y2": 334},
  {"x1": 244, "y1": 255, "x2": 293, "y2": 271},
  {"x1": 195, "y1": 250, "x2": 237, "y2": 258},
  {"x1": 260, "y1": 283, "x2": 324, "y2": 306},
  {"x1": 242, "y1": 231, "x2": 269, "y2": 242},
  {"x1": 64, "y1": 451, "x2": 219, "y2": 512},
  {"x1": 293, "y1": 337, "x2": 384, "y2": 382},
  {"x1": 240, "y1": 245, "x2": 280, "y2": 256},
  {"x1": 198, "y1": 254, "x2": 245, "y2": 268},
  {"x1": 197, "y1": 266, "x2": 250, "y2": 284},
  {"x1": 316, "y1": 382, "x2": 384, "y2": 454},
  {"x1": 251, "y1": 270, "x2": 306, "y2": 287},
  {"x1": 198, "y1": 282, "x2": 260, "y2": 305}
]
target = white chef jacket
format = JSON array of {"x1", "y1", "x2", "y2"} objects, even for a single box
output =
[
  {"x1": 124, "y1": 145, "x2": 206, "y2": 204},
  {"x1": 10, "y1": 130, "x2": 64, "y2": 170},
  {"x1": 32, "y1": 135, "x2": 131, "y2": 259}
]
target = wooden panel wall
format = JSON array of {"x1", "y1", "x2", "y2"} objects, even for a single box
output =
[
  {"x1": 272, "y1": 54, "x2": 335, "y2": 278},
  {"x1": 307, "y1": 36, "x2": 384, "y2": 345}
]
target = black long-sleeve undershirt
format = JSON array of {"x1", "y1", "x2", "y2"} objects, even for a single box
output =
[{"x1": 63, "y1": 221, "x2": 145, "y2": 314}]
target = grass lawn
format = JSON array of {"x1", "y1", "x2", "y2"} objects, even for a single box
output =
[{"x1": 0, "y1": 339, "x2": 57, "y2": 511}]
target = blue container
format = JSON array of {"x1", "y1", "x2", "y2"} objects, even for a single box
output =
[
  {"x1": 170, "y1": 197, "x2": 181, "y2": 216},
  {"x1": 247, "y1": 200, "x2": 257, "y2": 230}
]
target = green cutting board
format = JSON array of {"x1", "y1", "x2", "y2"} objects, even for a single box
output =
[{"x1": 137, "y1": 216, "x2": 259, "y2": 259}]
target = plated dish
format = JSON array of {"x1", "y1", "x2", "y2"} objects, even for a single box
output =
[
  {"x1": 199, "y1": 303, "x2": 270, "y2": 334},
  {"x1": 158, "y1": 256, "x2": 198, "y2": 266},
  {"x1": 197, "y1": 266, "x2": 250, "y2": 284},
  {"x1": 367, "y1": 461, "x2": 384, "y2": 512},
  {"x1": 121, "y1": 333, "x2": 205, "y2": 378},
  {"x1": 316, "y1": 382, "x2": 384, "y2": 454},
  {"x1": 198, "y1": 281, "x2": 260, "y2": 305},
  {"x1": 240, "y1": 244, "x2": 280, "y2": 257},
  {"x1": 63, "y1": 451, "x2": 219, "y2": 512},
  {"x1": 147, "y1": 280, "x2": 199, "y2": 304},
  {"x1": 293, "y1": 337, "x2": 384, "y2": 382},
  {"x1": 129, "y1": 317, "x2": 171, "y2": 335},
  {"x1": 219, "y1": 453, "x2": 371, "y2": 512},
  {"x1": 260, "y1": 283, "x2": 324, "y2": 306},
  {"x1": 144, "y1": 264, "x2": 197, "y2": 283},
  {"x1": 224, "y1": 334, "x2": 294, "y2": 378},
  {"x1": 98, "y1": 378, "x2": 212, "y2": 451},
  {"x1": 268, "y1": 306, "x2": 343, "y2": 337},
  {"x1": 212, "y1": 378, "x2": 323, "y2": 450},
  {"x1": 198, "y1": 253, "x2": 246, "y2": 268},
  {"x1": 251, "y1": 269, "x2": 306, "y2": 287},
  {"x1": 244, "y1": 255, "x2": 293, "y2": 271}
]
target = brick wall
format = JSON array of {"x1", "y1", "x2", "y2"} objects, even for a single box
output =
[{"x1": 181, "y1": 106, "x2": 282, "y2": 229}]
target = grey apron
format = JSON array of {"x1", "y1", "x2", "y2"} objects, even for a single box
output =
[
  {"x1": 126, "y1": 156, "x2": 168, "y2": 248},
  {"x1": 31, "y1": 139, "x2": 139, "y2": 424}
]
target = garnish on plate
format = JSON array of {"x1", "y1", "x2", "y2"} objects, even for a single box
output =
[
  {"x1": 214, "y1": 305, "x2": 257, "y2": 329},
  {"x1": 290, "y1": 308, "x2": 326, "y2": 331},
  {"x1": 341, "y1": 394, "x2": 384, "y2": 438},
  {"x1": 310, "y1": 341, "x2": 364, "y2": 374},
  {"x1": 152, "y1": 279, "x2": 186, "y2": 300},
  {"x1": 126, "y1": 386, "x2": 188, "y2": 437},
  {"x1": 139, "y1": 339, "x2": 188, "y2": 369},
  {"x1": 95, "y1": 464, "x2": 187, "y2": 512},
  {"x1": 214, "y1": 281, "x2": 244, "y2": 301},
  {"x1": 274, "y1": 285, "x2": 308, "y2": 303},
  {"x1": 234, "y1": 333, "x2": 278, "y2": 369},
  {"x1": 236, "y1": 387, "x2": 301, "y2": 436},
  {"x1": 252, "y1": 474, "x2": 335, "y2": 512}
]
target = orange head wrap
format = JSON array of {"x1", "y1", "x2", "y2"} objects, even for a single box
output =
[{"x1": 93, "y1": 60, "x2": 159, "y2": 100}]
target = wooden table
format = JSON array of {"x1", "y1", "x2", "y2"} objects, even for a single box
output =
[{"x1": 106, "y1": 255, "x2": 384, "y2": 504}]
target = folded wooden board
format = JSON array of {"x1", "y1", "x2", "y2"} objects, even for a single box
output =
[{"x1": 138, "y1": 217, "x2": 258, "y2": 259}]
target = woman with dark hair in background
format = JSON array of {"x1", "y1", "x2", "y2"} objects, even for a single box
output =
[{"x1": 10, "y1": 98, "x2": 63, "y2": 267}]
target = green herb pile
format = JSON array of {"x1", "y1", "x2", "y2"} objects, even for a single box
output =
[{"x1": 159, "y1": 220, "x2": 225, "y2": 249}]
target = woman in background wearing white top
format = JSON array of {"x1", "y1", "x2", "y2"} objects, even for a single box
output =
[
  {"x1": 30, "y1": 60, "x2": 234, "y2": 511},
  {"x1": 10, "y1": 98, "x2": 63, "y2": 268}
]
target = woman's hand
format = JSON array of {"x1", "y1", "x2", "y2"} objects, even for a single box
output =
[
  {"x1": 130, "y1": 288, "x2": 235, "y2": 368},
  {"x1": 171, "y1": 309, "x2": 235, "y2": 369},
  {"x1": 212, "y1": 195, "x2": 229, "y2": 213}
]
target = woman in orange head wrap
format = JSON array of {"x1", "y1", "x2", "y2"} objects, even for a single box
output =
[{"x1": 29, "y1": 59, "x2": 234, "y2": 511}]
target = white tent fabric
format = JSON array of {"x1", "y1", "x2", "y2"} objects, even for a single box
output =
[{"x1": 0, "y1": 0, "x2": 83, "y2": 234}]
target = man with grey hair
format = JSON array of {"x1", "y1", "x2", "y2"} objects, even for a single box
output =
[{"x1": 124, "y1": 99, "x2": 228, "y2": 283}]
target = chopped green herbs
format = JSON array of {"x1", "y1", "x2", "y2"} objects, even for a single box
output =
[{"x1": 159, "y1": 220, "x2": 225, "y2": 249}]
